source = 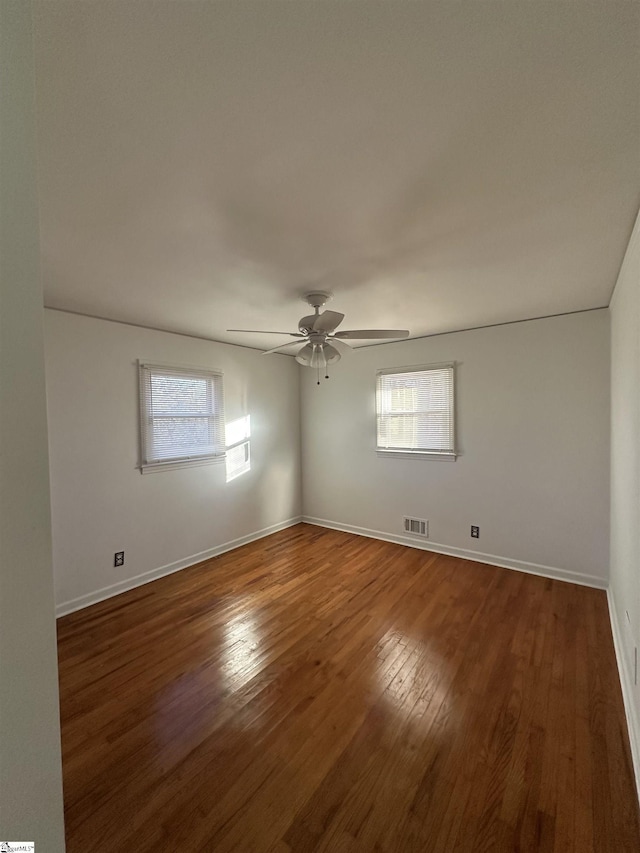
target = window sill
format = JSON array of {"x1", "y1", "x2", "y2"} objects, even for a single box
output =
[
  {"x1": 376, "y1": 449, "x2": 457, "y2": 462},
  {"x1": 140, "y1": 455, "x2": 225, "y2": 474}
]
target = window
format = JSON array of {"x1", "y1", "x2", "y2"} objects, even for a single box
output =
[
  {"x1": 139, "y1": 363, "x2": 225, "y2": 471},
  {"x1": 376, "y1": 363, "x2": 456, "y2": 459}
]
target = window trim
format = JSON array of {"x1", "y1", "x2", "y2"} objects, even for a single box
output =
[
  {"x1": 138, "y1": 361, "x2": 226, "y2": 473},
  {"x1": 375, "y1": 362, "x2": 457, "y2": 460}
]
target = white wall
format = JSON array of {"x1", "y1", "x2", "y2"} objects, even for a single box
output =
[
  {"x1": 609, "y1": 207, "x2": 640, "y2": 790},
  {"x1": 45, "y1": 310, "x2": 301, "y2": 614},
  {"x1": 0, "y1": 3, "x2": 66, "y2": 848},
  {"x1": 301, "y1": 310, "x2": 610, "y2": 586}
]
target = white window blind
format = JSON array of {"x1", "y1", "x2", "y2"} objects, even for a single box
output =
[
  {"x1": 376, "y1": 363, "x2": 455, "y2": 458},
  {"x1": 139, "y1": 363, "x2": 225, "y2": 469}
]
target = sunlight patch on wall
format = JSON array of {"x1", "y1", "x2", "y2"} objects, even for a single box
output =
[{"x1": 226, "y1": 415, "x2": 251, "y2": 482}]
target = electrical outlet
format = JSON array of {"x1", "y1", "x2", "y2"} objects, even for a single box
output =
[
  {"x1": 114, "y1": 551, "x2": 124, "y2": 567},
  {"x1": 471, "y1": 526, "x2": 480, "y2": 539}
]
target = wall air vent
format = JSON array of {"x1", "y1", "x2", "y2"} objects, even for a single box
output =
[{"x1": 403, "y1": 517, "x2": 428, "y2": 537}]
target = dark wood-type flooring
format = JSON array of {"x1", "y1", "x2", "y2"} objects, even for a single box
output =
[{"x1": 57, "y1": 524, "x2": 640, "y2": 852}]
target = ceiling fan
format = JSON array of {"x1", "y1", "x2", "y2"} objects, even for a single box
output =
[{"x1": 228, "y1": 292, "x2": 410, "y2": 382}]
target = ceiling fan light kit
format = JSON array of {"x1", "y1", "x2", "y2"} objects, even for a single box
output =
[{"x1": 228, "y1": 292, "x2": 410, "y2": 385}]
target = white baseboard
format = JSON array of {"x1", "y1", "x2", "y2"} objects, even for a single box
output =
[
  {"x1": 56, "y1": 516, "x2": 302, "y2": 618},
  {"x1": 301, "y1": 516, "x2": 607, "y2": 589},
  {"x1": 607, "y1": 588, "x2": 640, "y2": 804}
]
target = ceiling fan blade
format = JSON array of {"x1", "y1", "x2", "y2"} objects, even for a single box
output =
[
  {"x1": 334, "y1": 329, "x2": 410, "y2": 339},
  {"x1": 312, "y1": 310, "x2": 345, "y2": 334},
  {"x1": 327, "y1": 336, "x2": 353, "y2": 351},
  {"x1": 227, "y1": 329, "x2": 305, "y2": 336},
  {"x1": 262, "y1": 340, "x2": 308, "y2": 355}
]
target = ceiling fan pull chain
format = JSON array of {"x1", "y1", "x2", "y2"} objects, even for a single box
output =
[{"x1": 317, "y1": 365, "x2": 321, "y2": 385}]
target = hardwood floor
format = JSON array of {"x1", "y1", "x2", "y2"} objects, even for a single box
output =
[{"x1": 57, "y1": 524, "x2": 640, "y2": 852}]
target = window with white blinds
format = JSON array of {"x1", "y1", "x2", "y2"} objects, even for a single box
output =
[
  {"x1": 139, "y1": 363, "x2": 225, "y2": 471},
  {"x1": 376, "y1": 363, "x2": 456, "y2": 459}
]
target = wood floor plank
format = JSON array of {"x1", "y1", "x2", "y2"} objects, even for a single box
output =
[{"x1": 57, "y1": 524, "x2": 640, "y2": 852}]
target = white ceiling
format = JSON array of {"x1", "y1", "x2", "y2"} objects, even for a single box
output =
[{"x1": 33, "y1": 1, "x2": 640, "y2": 352}]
